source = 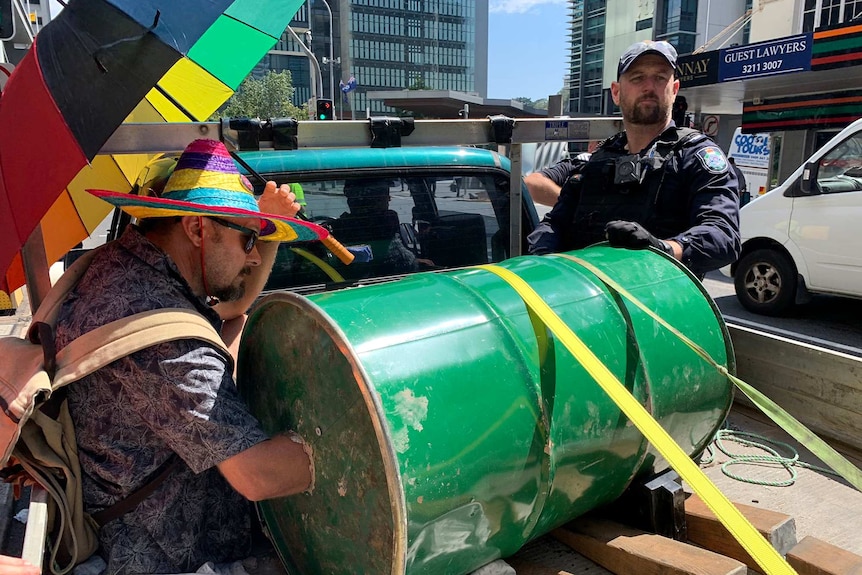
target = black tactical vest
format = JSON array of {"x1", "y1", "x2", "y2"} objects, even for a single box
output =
[{"x1": 560, "y1": 127, "x2": 704, "y2": 250}]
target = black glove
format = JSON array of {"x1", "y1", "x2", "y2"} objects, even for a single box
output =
[{"x1": 604, "y1": 220, "x2": 673, "y2": 254}]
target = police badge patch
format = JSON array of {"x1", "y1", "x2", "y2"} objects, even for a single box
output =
[{"x1": 695, "y1": 147, "x2": 728, "y2": 173}]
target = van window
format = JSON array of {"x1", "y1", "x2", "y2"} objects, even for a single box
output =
[
  {"x1": 816, "y1": 133, "x2": 862, "y2": 194},
  {"x1": 263, "y1": 172, "x2": 515, "y2": 293}
]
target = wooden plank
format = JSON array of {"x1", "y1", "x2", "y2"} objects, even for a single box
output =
[
  {"x1": 728, "y1": 324, "x2": 862, "y2": 452},
  {"x1": 552, "y1": 518, "x2": 747, "y2": 575},
  {"x1": 685, "y1": 493, "x2": 796, "y2": 571},
  {"x1": 786, "y1": 536, "x2": 862, "y2": 575}
]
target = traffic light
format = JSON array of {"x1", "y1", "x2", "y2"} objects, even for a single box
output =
[
  {"x1": 0, "y1": 0, "x2": 15, "y2": 41},
  {"x1": 316, "y1": 99, "x2": 334, "y2": 121}
]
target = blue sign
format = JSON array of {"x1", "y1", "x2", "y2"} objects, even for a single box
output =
[{"x1": 719, "y1": 34, "x2": 812, "y2": 82}]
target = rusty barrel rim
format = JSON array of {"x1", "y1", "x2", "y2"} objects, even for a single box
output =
[{"x1": 239, "y1": 291, "x2": 408, "y2": 574}]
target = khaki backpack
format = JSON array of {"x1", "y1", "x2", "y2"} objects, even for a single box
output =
[{"x1": 0, "y1": 248, "x2": 229, "y2": 574}]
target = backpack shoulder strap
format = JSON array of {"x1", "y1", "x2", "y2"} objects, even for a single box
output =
[{"x1": 52, "y1": 308, "x2": 228, "y2": 390}]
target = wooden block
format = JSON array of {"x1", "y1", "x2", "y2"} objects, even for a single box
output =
[
  {"x1": 552, "y1": 518, "x2": 747, "y2": 575},
  {"x1": 685, "y1": 493, "x2": 796, "y2": 571},
  {"x1": 786, "y1": 536, "x2": 862, "y2": 575}
]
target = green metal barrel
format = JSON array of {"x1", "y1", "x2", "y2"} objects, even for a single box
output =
[{"x1": 236, "y1": 246, "x2": 734, "y2": 575}]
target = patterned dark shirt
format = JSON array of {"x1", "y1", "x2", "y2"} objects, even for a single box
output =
[{"x1": 54, "y1": 227, "x2": 270, "y2": 575}]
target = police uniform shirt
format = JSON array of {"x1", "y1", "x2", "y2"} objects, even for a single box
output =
[{"x1": 528, "y1": 125, "x2": 741, "y2": 276}]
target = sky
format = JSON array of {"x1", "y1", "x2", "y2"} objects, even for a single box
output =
[{"x1": 487, "y1": 0, "x2": 569, "y2": 102}]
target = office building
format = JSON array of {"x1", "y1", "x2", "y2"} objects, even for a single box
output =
[{"x1": 261, "y1": 0, "x2": 488, "y2": 118}]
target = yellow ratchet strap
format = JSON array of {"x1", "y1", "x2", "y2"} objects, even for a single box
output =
[
  {"x1": 478, "y1": 262, "x2": 798, "y2": 575},
  {"x1": 289, "y1": 247, "x2": 345, "y2": 283},
  {"x1": 556, "y1": 253, "x2": 862, "y2": 493}
]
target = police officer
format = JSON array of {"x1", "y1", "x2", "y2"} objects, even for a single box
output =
[{"x1": 527, "y1": 40, "x2": 740, "y2": 277}]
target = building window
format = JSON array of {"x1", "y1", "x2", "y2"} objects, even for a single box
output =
[
  {"x1": 823, "y1": 0, "x2": 842, "y2": 26},
  {"x1": 803, "y1": 0, "x2": 862, "y2": 31},
  {"x1": 635, "y1": 18, "x2": 652, "y2": 31}
]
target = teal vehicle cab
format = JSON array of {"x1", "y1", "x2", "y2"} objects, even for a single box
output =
[{"x1": 235, "y1": 146, "x2": 540, "y2": 294}]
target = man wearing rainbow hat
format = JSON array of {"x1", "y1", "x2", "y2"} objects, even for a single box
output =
[{"x1": 54, "y1": 140, "x2": 325, "y2": 575}]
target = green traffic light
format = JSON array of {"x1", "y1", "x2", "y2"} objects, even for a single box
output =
[{"x1": 316, "y1": 99, "x2": 333, "y2": 120}]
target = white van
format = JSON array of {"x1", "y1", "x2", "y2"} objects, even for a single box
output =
[{"x1": 722, "y1": 118, "x2": 862, "y2": 315}]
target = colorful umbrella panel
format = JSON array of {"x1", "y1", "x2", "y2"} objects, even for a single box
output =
[{"x1": 0, "y1": 0, "x2": 306, "y2": 295}]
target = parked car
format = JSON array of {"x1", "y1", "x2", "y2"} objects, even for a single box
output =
[{"x1": 722, "y1": 118, "x2": 862, "y2": 315}]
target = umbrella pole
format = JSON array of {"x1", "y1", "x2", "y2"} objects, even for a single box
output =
[{"x1": 22, "y1": 223, "x2": 52, "y2": 313}]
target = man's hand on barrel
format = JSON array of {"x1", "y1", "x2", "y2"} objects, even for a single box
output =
[{"x1": 605, "y1": 220, "x2": 673, "y2": 255}]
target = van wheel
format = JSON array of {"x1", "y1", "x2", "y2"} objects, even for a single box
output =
[{"x1": 734, "y1": 249, "x2": 797, "y2": 315}]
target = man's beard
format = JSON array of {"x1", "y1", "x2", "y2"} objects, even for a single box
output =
[
  {"x1": 210, "y1": 268, "x2": 250, "y2": 302},
  {"x1": 627, "y1": 97, "x2": 669, "y2": 125}
]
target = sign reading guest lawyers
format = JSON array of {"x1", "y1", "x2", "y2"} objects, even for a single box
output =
[
  {"x1": 678, "y1": 34, "x2": 813, "y2": 89},
  {"x1": 720, "y1": 34, "x2": 812, "y2": 81}
]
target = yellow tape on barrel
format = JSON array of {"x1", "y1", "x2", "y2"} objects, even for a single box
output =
[
  {"x1": 556, "y1": 253, "x2": 862, "y2": 493},
  {"x1": 478, "y1": 263, "x2": 797, "y2": 575}
]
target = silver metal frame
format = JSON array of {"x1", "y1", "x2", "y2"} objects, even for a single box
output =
[{"x1": 25, "y1": 116, "x2": 623, "y2": 307}]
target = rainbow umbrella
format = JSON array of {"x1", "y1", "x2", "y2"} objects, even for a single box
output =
[{"x1": 0, "y1": 0, "x2": 307, "y2": 300}]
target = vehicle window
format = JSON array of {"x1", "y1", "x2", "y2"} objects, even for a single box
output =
[
  {"x1": 262, "y1": 172, "x2": 516, "y2": 293},
  {"x1": 817, "y1": 133, "x2": 862, "y2": 194}
]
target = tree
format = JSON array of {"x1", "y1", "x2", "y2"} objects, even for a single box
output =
[
  {"x1": 514, "y1": 97, "x2": 549, "y2": 110},
  {"x1": 214, "y1": 70, "x2": 309, "y2": 120}
]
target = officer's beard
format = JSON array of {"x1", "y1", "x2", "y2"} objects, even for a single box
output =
[{"x1": 626, "y1": 97, "x2": 671, "y2": 126}]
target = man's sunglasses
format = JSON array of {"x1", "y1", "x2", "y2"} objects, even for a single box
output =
[{"x1": 208, "y1": 217, "x2": 259, "y2": 254}]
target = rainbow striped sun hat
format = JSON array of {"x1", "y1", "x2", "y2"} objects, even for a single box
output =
[{"x1": 88, "y1": 139, "x2": 326, "y2": 244}]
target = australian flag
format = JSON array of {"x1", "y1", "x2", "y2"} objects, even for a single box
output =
[{"x1": 339, "y1": 76, "x2": 357, "y2": 103}]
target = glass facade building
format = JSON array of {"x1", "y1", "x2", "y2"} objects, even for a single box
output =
[
  {"x1": 349, "y1": 0, "x2": 487, "y2": 116},
  {"x1": 260, "y1": 0, "x2": 488, "y2": 118},
  {"x1": 568, "y1": 0, "x2": 607, "y2": 115},
  {"x1": 655, "y1": 0, "x2": 698, "y2": 55}
]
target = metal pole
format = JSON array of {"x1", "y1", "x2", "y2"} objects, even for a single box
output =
[
  {"x1": 288, "y1": 26, "x2": 322, "y2": 101},
  {"x1": 703, "y1": 0, "x2": 711, "y2": 47},
  {"x1": 320, "y1": 0, "x2": 335, "y2": 110}
]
